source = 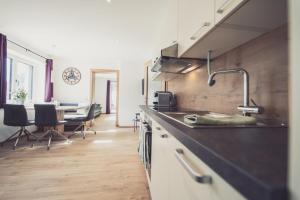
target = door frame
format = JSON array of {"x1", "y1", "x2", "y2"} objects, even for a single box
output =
[{"x1": 90, "y1": 68, "x2": 120, "y2": 127}]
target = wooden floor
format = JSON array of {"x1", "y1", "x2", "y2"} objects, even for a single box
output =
[{"x1": 0, "y1": 114, "x2": 150, "y2": 200}]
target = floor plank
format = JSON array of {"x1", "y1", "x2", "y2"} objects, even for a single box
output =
[{"x1": 0, "y1": 114, "x2": 150, "y2": 200}]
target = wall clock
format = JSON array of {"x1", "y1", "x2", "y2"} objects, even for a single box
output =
[{"x1": 62, "y1": 67, "x2": 81, "y2": 85}]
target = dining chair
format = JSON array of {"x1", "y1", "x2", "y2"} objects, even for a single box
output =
[
  {"x1": 1, "y1": 104, "x2": 38, "y2": 150},
  {"x1": 34, "y1": 104, "x2": 68, "y2": 150},
  {"x1": 65, "y1": 104, "x2": 97, "y2": 139}
]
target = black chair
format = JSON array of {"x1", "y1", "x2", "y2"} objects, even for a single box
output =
[
  {"x1": 1, "y1": 104, "x2": 38, "y2": 150},
  {"x1": 66, "y1": 104, "x2": 97, "y2": 139},
  {"x1": 34, "y1": 104, "x2": 68, "y2": 150}
]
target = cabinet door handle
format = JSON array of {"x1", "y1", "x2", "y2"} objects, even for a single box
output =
[
  {"x1": 175, "y1": 149, "x2": 212, "y2": 184},
  {"x1": 217, "y1": 0, "x2": 235, "y2": 14},
  {"x1": 160, "y1": 134, "x2": 168, "y2": 138},
  {"x1": 190, "y1": 22, "x2": 211, "y2": 40}
]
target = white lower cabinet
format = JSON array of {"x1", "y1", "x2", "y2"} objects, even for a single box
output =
[
  {"x1": 150, "y1": 120, "x2": 171, "y2": 200},
  {"x1": 150, "y1": 118, "x2": 246, "y2": 200},
  {"x1": 169, "y1": 136, "x2": 211, "y2": 200}
]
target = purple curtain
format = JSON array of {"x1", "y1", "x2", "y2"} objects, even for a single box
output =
[
  {"x1": 44, "y1": 59, "x2": 53, "y2": 102},
  {"x1": 106, "y1": 80, "x2": 111, "y2": 114},
  {"x1": 0, "y1": 33, "x2": 7, "y2": 108}
]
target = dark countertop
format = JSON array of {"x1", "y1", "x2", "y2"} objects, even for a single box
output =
[{"x1": 140, "y1": 105, "x2": 288, "y2": 200}]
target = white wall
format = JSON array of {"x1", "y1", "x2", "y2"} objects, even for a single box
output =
[
  {"x1": 289, "y1": 0, "x2": 300, "y2": 199},
  {"x1": 53, "y1": 58, "x2": 144, "y2": 126}
]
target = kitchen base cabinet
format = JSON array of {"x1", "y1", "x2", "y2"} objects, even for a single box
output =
[
  {"x1": 150, "y1": 120, "x2": 172, "y2": 200},
  {"x1": 169, "y1": 137, "x2": 212, "y2": 200},
  {"x1": 149, "y1": 117, "x2": 246, "y2": 200},
  {"x1": 169, "y1": 136, "x2": 246, "y2": 200}
]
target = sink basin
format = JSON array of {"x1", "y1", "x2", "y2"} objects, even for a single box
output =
[{"x1": 159, "y1": 111, "x2": 285, "y2": 128}]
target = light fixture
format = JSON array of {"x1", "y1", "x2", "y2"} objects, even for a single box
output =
[
  {"x1": 106, "y1": 0, "x2": 111, "y2": 3},
  {"x1": 181, "y1": 65, "x2": 199, "y2": 74}
]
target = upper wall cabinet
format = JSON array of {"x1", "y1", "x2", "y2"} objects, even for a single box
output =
[
  {"x1": 215, "y1": 0, "x2": 247, "y2": 24},
  {"x1": 180, "y1": 0, "x2": 287, "y2": 59},
  {"x1": 223, "y1": 0, "x2": 287, "y2": 29},
  {"x1": 159, "y1": 0, "x2": 178, "y2": 49},
  {"x1": 178, "y1": 0, "x2": 214, "y2": 57}
]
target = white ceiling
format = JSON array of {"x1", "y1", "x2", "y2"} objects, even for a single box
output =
[{"x1": 0, "y1": 0, "x2": 167, "y2": 62}]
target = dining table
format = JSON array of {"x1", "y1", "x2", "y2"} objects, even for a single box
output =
[{"x1": 26, "y1": 105, "x2": 88, "y2": 133}]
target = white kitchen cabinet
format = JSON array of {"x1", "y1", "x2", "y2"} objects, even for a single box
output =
[
  {"x1": 150, "y1": 120, "x2": 172, "y2": 200},
  {"x1": 178, "y1": 0, "x2": 214, "y2": 57},
  {"x1": 215, "y1": 0, "x2": 247, "y2": 24},
  {"x1": 159, "y1": 0, "x2": 178, "y2": 49},
  {"x1": 168, "y1": 137, "x2": 211, "y2": 200},
  {"x1": 221, "y1": 0, "x2": 287, "y2": 30},
  {"x1": 181, "y1": 0, "x2": 287, "y2": 59},
  {"x1": 149, "y1": 115, "x2": 246, "y2": 200},
  {"x1": 169, "y1": 136, "x2": 246, "y2": 200}
]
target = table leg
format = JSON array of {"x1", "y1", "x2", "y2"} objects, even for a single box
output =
[{"x1": 56, "y1": 110, "x2": 64, "y2": 133}]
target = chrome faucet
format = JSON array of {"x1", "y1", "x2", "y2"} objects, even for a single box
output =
[{"x1": 207, "y1": 51, "x2": 262, "y2": 116}]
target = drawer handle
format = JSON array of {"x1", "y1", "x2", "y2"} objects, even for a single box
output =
[
  {"x1": 155, "y1": 127, "x2": 161, "y2": 131},
  {"x1": 190, "y1": 22, "x2": 211, "y2": 40},
  {"x1": 160, "y1": 134, "x2": 168, "y2": 138},
  {"x1": 175, "y1": 149, "x2": 212, "y2": 184},
  {"x1": 217, "y1": 0, "x2": 235, "y2": 14}
]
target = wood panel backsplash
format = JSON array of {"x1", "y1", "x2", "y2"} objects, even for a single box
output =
[{"x1": 168, "y1": 25, "x2": 288, "y2": 122}]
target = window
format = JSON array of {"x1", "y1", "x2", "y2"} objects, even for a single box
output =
[
  {"x1": 6, "y1": 52, "x2": 44, "y2": 103},
  {"x1": 6, "y1": 57, "x2": 33, "y2": 102},
  {"x1": 15, "y1": 62, "x2": 33, "y2": 100},
  {"x1": 6, "y1": 57, "x2": 12, "y2": 100}
]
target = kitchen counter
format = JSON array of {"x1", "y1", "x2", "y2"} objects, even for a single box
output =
[{"x1": 140, "y1": 105, "x2": 288, "y2": 200}]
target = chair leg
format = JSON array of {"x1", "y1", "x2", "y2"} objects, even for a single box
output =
[
  {"x1": 24, "y1": 129, "x2": 39, "y2": 140},
  {"x1": 38, "y1": 130, "x2": 50, "y2": 143},
  {"x1": 82, "y1": 126, "x2": 86, "y2": 139},
  {"x1": 0, "y1": 129, "x2": 21, "y2": 147},
  {"x1": 47, "y1": 133, "x2": 53, "y2": 151},
  {"x1": 86, "y1": 122, "x2": 97, "y2": 135},
  {"x1": 23, "y1": 129, "x2": 38, "y2": 148},
  {"x1": 53, "y1": 130, "x2": 69, "y2": 141},
  {"x1": 68, "y1": 124, "x2": 84, "y2": 139},
  {"x1": 13, "y1": 129, "x2": 24, "y2": 150}
]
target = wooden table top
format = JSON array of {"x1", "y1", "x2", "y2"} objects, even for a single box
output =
[{"x1": 25, "y1": 105, "x2": 88, "y2": 111}]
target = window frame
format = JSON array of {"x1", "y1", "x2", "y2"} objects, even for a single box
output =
[{"x1": 6, "y1": 54, "x2": 36, "y2": 103}]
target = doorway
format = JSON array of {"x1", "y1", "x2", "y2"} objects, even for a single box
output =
[{"x1": 90, "y1": 69, "x2": 119, "y2": 127}]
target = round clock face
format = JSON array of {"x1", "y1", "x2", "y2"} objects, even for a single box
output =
[{"x1": 62, "y1": 67, "x2": 81, "y2": 85}]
